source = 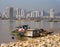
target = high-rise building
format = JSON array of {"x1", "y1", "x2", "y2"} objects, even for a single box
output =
[
  {"x1": 2, "y1": 12, "x2": 5, "y2": 18},
  {"x1": 0, "y1": 12, "x2": 2, "y2": 18},
  {"x1": 20, "y1": 9, "x2": 26, "y2": 18},
  {"x1": 16, "y1": 8, "x2": 21, "y2": 19},
  {"x1": 13, "y1": 9, "x2": 17, "y2": 19},
  {"x1": 41, "y1": 10, "x2": 44, "y2": 17},
  {"x1": 26, "y1": 12, "x2": 31, "y2": 18},
  {"x1": 6, "y1": 7, "x2": 14, "y2": 20},
  {"x1": 50, "y1": 8, "x2": 54, "y2": 18},
  {"x1": 15, "y1": 8, "x2": 26, "y2": 19},
  {"x1": 2, "y1": 11, "x2": 9, "y2": 18},
  {"x1": 31, "y1": 11, "x2": 39, "y2": 18}
]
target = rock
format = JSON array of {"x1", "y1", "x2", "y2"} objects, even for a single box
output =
[
  {"x1": 0, "y1": 33, "x2": 60, "y2": 47},
  {"x1": 1, "y1": 43, "x2": 9, "y2": 47}
]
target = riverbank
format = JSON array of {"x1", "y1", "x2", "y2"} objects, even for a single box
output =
[{"x1": 0, "y1": 33, "x2": 60, "y2": 47}]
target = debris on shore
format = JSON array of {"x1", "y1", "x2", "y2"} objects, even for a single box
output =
[{"x1": 0, "y1": 33, "x2": 60, "y2": 47}]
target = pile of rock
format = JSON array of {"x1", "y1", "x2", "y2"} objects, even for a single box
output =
[{"x1": 0, "y1": 33, "x2": 60, "y2": 47}]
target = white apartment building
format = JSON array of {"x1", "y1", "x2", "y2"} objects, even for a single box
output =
[
  {"x1": 41, "y1": 10, "x2": 44, "y2": 17},
  {"x1": 26, "y1": 13, "x2": 31, "y2": 18},
  {"x1": 31, "y1": 11, "x2": 40, "y2": 18},
  {"x1": 16, "y1": 8, "x2": 26, "y2": 19},
  {"x1": 50, "y1": 8, "x2": 54, "y2": 18},
  {"x1": 16, "y1": 8, "x2": 21, "y2": 19}
]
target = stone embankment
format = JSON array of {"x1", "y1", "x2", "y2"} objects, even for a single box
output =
[{"x1": 0, "y1": 33, "x2": 60, "y2": 47}]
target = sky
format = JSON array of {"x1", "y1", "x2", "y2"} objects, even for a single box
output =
[{"x1": 0, "y1": 0, "x2": 60, "y2": 13}]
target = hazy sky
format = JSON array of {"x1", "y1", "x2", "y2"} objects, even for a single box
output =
[{"x1": 0, "y1": 0, "x2": 60, "y2": 12}]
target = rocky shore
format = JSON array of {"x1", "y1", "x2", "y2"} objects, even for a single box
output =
[{"x1": 0, "y1": 33, "x2": 60, "y2": 47}]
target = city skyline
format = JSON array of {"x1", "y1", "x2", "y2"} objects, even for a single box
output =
[
  {"x1": 0, "y1": 0, "x2": 60, "y2": 13},
  {"x1": 0, "y1": 7, "x2": 60, "y2": 20}
]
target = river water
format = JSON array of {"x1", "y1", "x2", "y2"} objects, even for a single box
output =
[{"x1": 0, "y1": 20, "x2": 60, "y2": 44}]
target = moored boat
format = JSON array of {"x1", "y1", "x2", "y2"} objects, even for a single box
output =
[{"x1": 11, "y1": 25, "x2": 53, "y2": 40}]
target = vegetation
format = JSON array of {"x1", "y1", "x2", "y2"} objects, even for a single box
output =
[{"x1": 47, "y1": 20, "x2": 60, "y2": 22}]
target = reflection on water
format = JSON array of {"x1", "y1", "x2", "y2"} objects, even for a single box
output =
[
  {"x1": 0, "y1": 20, "x2": 60, "y2": 44},
  {"x1": 40, "y1": 20, "x2": 43, "y2": 28},
  {"x1": 9, "y1": 20, "x2": 14, "y2": 31},
  {"x1": 50, "y1": 22, "x2": 54, "y2": 29}
]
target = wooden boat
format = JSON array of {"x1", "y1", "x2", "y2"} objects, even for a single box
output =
[
  {"x1": 11, "y1": 25, "x2": 53, "y2": 39},
  {"x1": 24, "y1": 29, "x2": 53, "y2": 37}
]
